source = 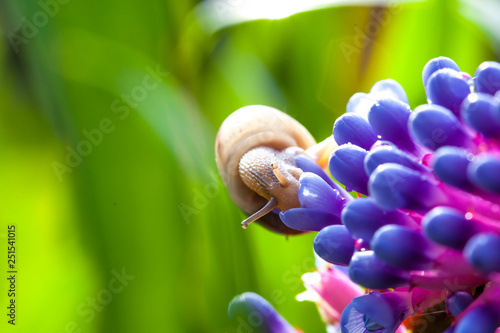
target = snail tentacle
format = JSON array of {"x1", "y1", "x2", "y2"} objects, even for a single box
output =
[{"x1": 241, "y1": 197, "x2": 278, "y2": 229}]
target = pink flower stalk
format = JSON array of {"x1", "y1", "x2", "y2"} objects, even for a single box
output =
[{"x1": 297, "y1": 265, "x2": 363, "y2": 324}]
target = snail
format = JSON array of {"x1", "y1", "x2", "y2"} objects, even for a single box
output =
[{"x1": 215, "y1": 105, "x2": 336, "y2": 234}]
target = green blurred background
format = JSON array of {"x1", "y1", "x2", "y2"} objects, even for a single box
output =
[{"x1": 0, "y1": 0, "x2": 498, "y2": 332}]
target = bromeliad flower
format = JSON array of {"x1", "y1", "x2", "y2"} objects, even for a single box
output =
[{"x1": 223, "y1": 56, "x2": 500, "y2": 333}]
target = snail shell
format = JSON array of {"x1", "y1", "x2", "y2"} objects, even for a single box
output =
[{"x1": 215, "y1": 105, "x2": 316, "y2": 234}]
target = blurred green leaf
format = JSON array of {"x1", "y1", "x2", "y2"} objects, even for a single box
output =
[
  {"x1": 196, "y1": 0, "x2": 426, "y2": 32},
  {"x1": 458, "y1": 0, "x2": 500, "y2": 54}
]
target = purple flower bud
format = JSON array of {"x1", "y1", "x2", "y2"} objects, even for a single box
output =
[
  {"x1": 295, "y1": 154, "x2": 336, "y2": 189},
  {"x1": 346, "y1": 93, "x2": 376, "y2": 119},
  {"x1": 370, "y1": 79, "x2": 409, "y2": 104},
  {"x1": 423, "y1": 207, "x2": 475, "y2": 250},
  {"x1": 298, "y1": 172, "x2": 346, "y2": 215},
  {"x1": 425, "y1": 68, "x2": 470, "y2": 115},
  {"x1": 341, "y1": 198, "x2": 415, "y2": 243},
  {"x1": 368, "y1": 163, "x2": 446, "y2": 212},
  {"x1": 314, "y1": 225, "x2": 355, "y2": 266},
  {"x1": 474, "y1": 61, "x2": 500, "y2": 95},
  {"x1": 447, "y1": 291, "x2": 474, "y2": 317},
  {"x1": 432, "y1": 147, "x2": 473, "y2": 191},
  {"x1": 333, "y1": 113, "x2": 377, "y2": 150},
  {"x1": 364, "y1": 144, "x2": 428, "y2": 177},
  {"x1": 464, "y1": 233, "x2": 500, "y2": 274},
  {"x1": 461, "y1": 93, "x2": 500, "y2": 138},
  {"x1": 296, "y1": 154, "x2": 354, "y2": 201},
  {"x1": 368, "y1": 98, "x2": 417, "y2": 153},
  {"x1": 455, "y1": 305, "x2": 499, "y2": 333},
  {"x1": 329, "y1": 144, "x2": 369, "y2": 195},
  {"x1": 228, "y1": 292, "x2": 297, "y2": 333},
  {"x1": 280, "y1": 208, "x2": 340, "y2": 232},
  {"x1": 340, "y1": 291, "x2": 411, "y2": 333},
  {"x1": 422, "y1": 57, "x2": 461, "y2": 87},
  {"x1": 280, "y1": 171, "x2": 353, "y2": 231},
  {"x1": 467, "y1": 154, "x2": 500, "y2": 194},
  {"x1": 409, "y1": 104, "x2": 474, "y2": 151},
  {"x1": 348, "y1": 251, "x2": 410, "y2": 289},
  {"x1": 372, "y1": 225, "x2": 437, "y2": 270}
]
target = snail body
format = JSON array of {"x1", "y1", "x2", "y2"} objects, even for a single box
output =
[{"x1": 215, "y1": 105, "x2": 322, "y2": 234}]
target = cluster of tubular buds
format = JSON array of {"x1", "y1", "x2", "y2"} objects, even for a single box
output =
[{"x1": 229, "y1": 57, "x2": 500, "y2": 333}]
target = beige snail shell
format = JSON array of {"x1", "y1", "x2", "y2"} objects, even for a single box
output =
[{"x1": 215, "y1": 105, "x2": 333, "y2": 235}]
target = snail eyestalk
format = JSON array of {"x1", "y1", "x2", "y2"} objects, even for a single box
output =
[
  {"x1": 241, "y1": 197, "x2": 278, "y2": 229},
  {"x1": 271, "y1": 163, "x2": 290, "y2": 187}
]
